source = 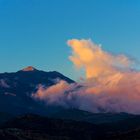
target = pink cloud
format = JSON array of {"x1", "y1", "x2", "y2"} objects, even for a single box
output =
[{"x1": 32, "y1": 39, "x2": 140, "y2": 114}]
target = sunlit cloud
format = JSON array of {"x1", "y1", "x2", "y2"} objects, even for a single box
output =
[
  {"x1": 32, "y1": 39, "x2": 140, "y2": 114},
  {"x1": 68, "y1": 39, "x2": 131, "y2": 79}
]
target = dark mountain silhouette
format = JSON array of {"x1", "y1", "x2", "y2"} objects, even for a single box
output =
[
  {"x1": 0, "y1": 66, "x2": 74, "y2": 115},
  {"x1": 0, "y1": 67, "x2": 139, "y2": 125}
]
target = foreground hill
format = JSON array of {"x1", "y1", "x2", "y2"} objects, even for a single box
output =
[
  {"x1": 0, "y1": 112, "x2": 14, "y2": 124},
  {"x1": 1, "y1": 114, "x2": 140, "y2": 140},
  {"x1": 0, "y1": 114, "x2": 101, "y2": 140}
]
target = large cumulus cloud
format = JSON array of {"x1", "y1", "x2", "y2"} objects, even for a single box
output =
[{"x1": 32, "y1": 39, "x2": 140, "y2": 114}]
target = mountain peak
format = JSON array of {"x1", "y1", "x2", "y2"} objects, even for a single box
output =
[{"x1": 22, "y1": 66, "x2": 37, "y2": 72}]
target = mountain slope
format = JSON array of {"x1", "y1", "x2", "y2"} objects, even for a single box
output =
[
  {"x1": 50, "y1": 108, "x2": 137, "y2": 124},
  {"x1": 0, "y1": 66, "x2": 74, "y2": 115}
]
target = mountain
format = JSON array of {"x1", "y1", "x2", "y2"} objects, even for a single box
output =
[
  {"x1": 0, "y1": 66, "x2": 74, "y2": 115},
  {"x1": 1, "y1": 67, "x2": 140, "y2": 139},
  {"x1": 0, "y1": 66, "x2": 139, "y2": 124}
]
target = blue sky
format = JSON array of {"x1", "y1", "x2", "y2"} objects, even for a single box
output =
[{"x1": 0, "y1": 0, "x2": 140, "y2": 80}]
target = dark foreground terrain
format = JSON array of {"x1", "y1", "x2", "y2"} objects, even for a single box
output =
[
  {"x1": 1, "y1": 114, "x2": 140, "y2": 140},
  {"x1": 0, "y1": 114, "x2": 101, "y2": 140}
]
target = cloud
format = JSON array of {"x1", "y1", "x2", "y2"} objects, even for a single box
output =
[
  {"x1": 0, "y1": 79, "x2": 10, "y2": 88},
  {"x1": 67, "y1": 39, "x2": 131, "y2": 79},
  {"x1": 32, "y1": 80, "x2": 74, "y2": 107},
  {"x1": 32, "y1": 39, "x2": 140, "y2": 114}
]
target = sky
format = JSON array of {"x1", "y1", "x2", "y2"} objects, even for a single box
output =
[{"x1": 0, "y1": 0, "x2": 140, "y2": 80}]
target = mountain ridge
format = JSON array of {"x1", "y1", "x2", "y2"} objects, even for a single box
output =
[{"x1": 0, "y1": 67, "x2": 75, "y2": 115}]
